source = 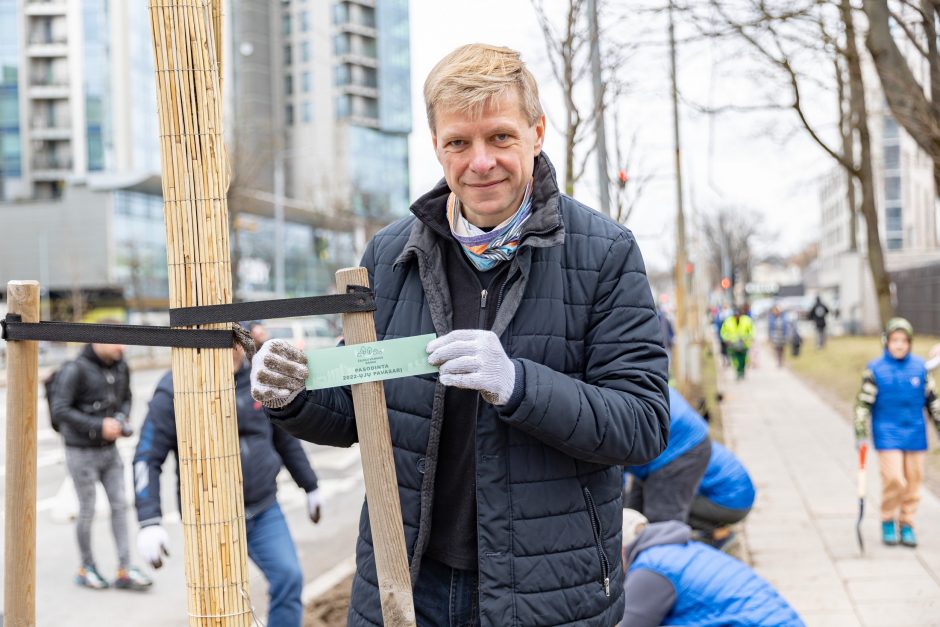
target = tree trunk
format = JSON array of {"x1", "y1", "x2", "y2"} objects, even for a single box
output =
[
  {"x1": 922, "y1": 0, "x2": 940, "y2": 203},
  {"x1": 845, "y1": 0, "x2": 895, "y2": 325},
  {"x1": 836, "y1": 54, "x2": 858, "y2": 251},
  {"x1": 863, "y1": 0, "x2": 940, "y2": 170}
]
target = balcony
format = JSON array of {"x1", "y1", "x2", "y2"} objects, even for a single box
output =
[
  {"x1": 27, "y1": 42, "x2": 68, "y2": 58},
  {"x1": 344, "y1": 0, "x2": 376, "y2": 8},
  {"x1": 32, "y1": 155, "x2": 72, "y2": 180},
  {"x1": 28, "y1": 84, "x2": 69, "y2": 99},
  {"x1": 335, "y1": 53, "x2": 378, "y2": 69},
  {"x1": 25, "y1": 1, "x2": 67, "y2": 16},
  {"x1": 30, "y1": 117, "x2": 71, "y2": 140},
  {"x1": 336, "y1": 22, "x2": 377, "y2": 38},
  {"x1": 338, "y1": 83, "x2": 379, "y2": 99}
]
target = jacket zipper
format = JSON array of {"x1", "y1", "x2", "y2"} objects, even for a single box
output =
[
  {"x1": 583, "y1": 487, "x2": 611, "y2": 597},
  {"x1": 478, "y1": 289, "x2": 489, "y2": 328}
]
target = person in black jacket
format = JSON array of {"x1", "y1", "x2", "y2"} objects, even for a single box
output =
[
  {"x1": 133, "y1": 344, "x2": 321, "y2": 627},
  {"x1": 49, "y1": 340, "x2": 152, "y2": 591},
  {"x1": 251, "y1": 44, "x2": 669, "y2": 626}
]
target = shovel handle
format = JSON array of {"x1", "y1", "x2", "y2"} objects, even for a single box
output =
[{"x1": 857, "y1": 442, "x2": 868, "y2": 498}]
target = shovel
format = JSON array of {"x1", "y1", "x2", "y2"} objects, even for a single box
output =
[{"x1": 856, "y1": 441, "x2": 868, "y2": 554}]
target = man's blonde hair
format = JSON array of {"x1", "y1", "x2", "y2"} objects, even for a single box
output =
[{"x1": 424, "y1": 44, "x2": 543, "y2": 132}]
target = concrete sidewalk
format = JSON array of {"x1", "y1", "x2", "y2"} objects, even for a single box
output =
[{"x1": 719, "y1": 347, "x2": 940, "y2": 627}]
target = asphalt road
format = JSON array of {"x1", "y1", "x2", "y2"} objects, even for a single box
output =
[{"x1": 0, "y1": 365, "x2": 363, "y2": 626}]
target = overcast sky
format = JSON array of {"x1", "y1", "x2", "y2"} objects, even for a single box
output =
[{"x1": 407, "y1": 1, "x2": 829, "y2": 272}]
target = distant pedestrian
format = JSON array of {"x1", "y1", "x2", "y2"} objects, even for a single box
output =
[
  {"x1": 809, "y1": 296, "x2": 830, "y2": 349},
  {"x1": 767, "y1": 305, "x2": 790, "y2": 368},
  {"x1": 720, "y1": 308, "x2": 754, "y2": 380},
  {"x1": 789, "y1": 311, "x2": 803, "y2": 358},
  {"x1": 854, "y1": 317, "x2": 940, "y2": 547},
  {"x1": 49, "y1": 339, "x2": 152, "y2": 591},
  {"x1": 620, "y1": 511, "x2": 805, "y2": 627},
  {"x1": 246, "y1": 320, "x2": 269, "y2": 351}
]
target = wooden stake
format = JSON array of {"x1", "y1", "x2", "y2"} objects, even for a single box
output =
[
  {"x1": 335, "y1": 267, "x2": 416, "y2": 626},
  {"x1": 148, "y1": 3, "x2": 250, "y2": 625},
  {"x1": 3, "y1": 281, "x2": 39, "y2": 627}
]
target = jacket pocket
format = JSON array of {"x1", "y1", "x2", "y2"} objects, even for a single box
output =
[{"x1": 582, "y1": 487, "x2": 611, "y2": 597}]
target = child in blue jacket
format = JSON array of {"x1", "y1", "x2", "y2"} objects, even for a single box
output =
[{"x1": 855, "y1": 318, "x2": 940, "y2": 547}]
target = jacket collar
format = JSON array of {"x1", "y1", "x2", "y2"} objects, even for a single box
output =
[{"x1": 397, "y1": 153, "x2": 566, "y2": 266}]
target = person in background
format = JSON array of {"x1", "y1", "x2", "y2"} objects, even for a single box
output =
[
  {"x1": 625, "y1": 387, "x2": 710, "y2": 524},
  {"x1": 688, "y1": 441, "x2": 756, "y2": 550},
  {"x1": 809, "y1": 296, "x2": 830, "y2": 349},
  {"x1": 49, "y1": 337, "x2": 152, "y2": 591},
  {"x1": 134, "y1": 344, "x2": 322, "y2": 627},
  {"x1": 246, "y1": 320, "x2": 269, "y2": 352},
  {"x1": 620, "y1": 509, "x2": 805, "y2": 627},
  {"x1": 720, "y1": 307, "x2": 754, "y2": 380},
  {"x1": 854, "y1": 317, "x2": 940, "y2": 547},
  {"x1": 767, "y1": 305, "x2": 790, "y2": 368}
]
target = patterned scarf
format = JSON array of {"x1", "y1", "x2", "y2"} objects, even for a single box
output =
[{"x1": 447, "y1": 179, "x2": 534, "y2": 271}]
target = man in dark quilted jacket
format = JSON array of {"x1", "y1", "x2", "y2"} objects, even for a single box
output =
[{"x1": 251, "y1": 44, "x2": 670, "y2": 626}]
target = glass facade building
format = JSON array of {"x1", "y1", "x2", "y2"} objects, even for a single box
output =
[
  {"x1": 0, "y1": 0, "x2": 20, "y2": 182},
  {"x1": 83, "y1": 0, "x2": 109, "y2": 172}
]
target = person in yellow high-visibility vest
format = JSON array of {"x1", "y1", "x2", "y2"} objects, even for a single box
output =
[{"x1": 720, "y1": 309, "x2": 755, "y2": 380}]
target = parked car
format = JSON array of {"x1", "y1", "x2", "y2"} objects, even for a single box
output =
[{"x1": 262, "y1": 316, "x2": 339, "y2": 352}]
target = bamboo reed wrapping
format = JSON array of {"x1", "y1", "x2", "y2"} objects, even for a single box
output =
[{"x1": 148, "y1": 2, "x2": 250, "y2": 625}]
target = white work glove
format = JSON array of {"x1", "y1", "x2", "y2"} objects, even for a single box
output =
[
  {"x1": 251, "y1": 339, "x2": 309, "y2": 409},
  {"x1": 138, "y1": 525, "x2": 170, "y2": 569},
  {"x1": 427, "y1": 329, "x2": 516, "y2": 405},
  {"x1": 307, "y1": 489, "x2": 323, "y2": 524}
]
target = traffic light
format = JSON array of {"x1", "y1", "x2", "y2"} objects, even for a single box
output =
[
  {"x1": 618, "y1": 169, "x2": 629, "y2": 188},
  {"x1": 685, "y1": 262, "x2": 694, "y2": 275},
  {"x1": 720, "y1": 277, "x2": 731, "y2": 290}
]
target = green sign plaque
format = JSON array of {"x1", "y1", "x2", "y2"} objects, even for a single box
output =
[{"x1": 305, "y1": 333, "x2": 439, "y2": 390}]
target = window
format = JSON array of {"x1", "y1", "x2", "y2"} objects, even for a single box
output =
[
  {"x1": 335, "y1": 94, "x2": 350, "y2": 118},
  {"x1": 284, "y1": 44, "x2": 292, "y2": 65},
  {"x1": 884, "y1": 117, "x2": 899, "y2": 140},
  {"x1": 886, "y1": 237, "x2": 903, "y2": 250},
  {"x1": 885, "y1": 175, "x2": 901, "y2": 202},
  {"x1": 286, "y1": 104, "x2": 294, "y2": 125},
  {"x1": 886, "y1": 205, "x2": 902, "y2": 232},
  {"x1": 282, "y1": 14, "x2": 291, "y2": 36},
  {"x1": 302, "y1": 71, "x2": 311, "y2": 93},
  {"x1": 334, "y1": 64, "x2": 350, "y2": 86},
  {"x1": 333, "y1": 3, "x2": 348, "y2": 25},
  {"x1": 334, "y1": 35, "x2": 350, "y2": 56},
  {"x1": 884, "y1": 144, "x2": 900, "y2": 171},
  {"x1": 300, "y1": 11, "x2": 310, "y2": 32},
  {"x1": 285, "y1": 74, "x2": 293, "y2": 95},
  {"x1": 302, "y1": 41, "x2": 311, "y2": 62},
  {"x1": 303, "y1": 100, "x2": 312, "y2": 123}
]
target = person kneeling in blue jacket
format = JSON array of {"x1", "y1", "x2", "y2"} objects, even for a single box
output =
[
  {"x1": 625, "y1": 388, "x2": 710, "y2": 523},
  {"x1": 620, "y1": 509, "x2": 804, "y2": 627},
  {"x1": 688, "y1": 441, "x2": 755, "y2": 549},
  {"x1": 133, "y1": 344, "x2": 323, "y2": 627}
]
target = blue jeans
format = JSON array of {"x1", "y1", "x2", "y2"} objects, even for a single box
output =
[
  {"x1": 246, "y1": 503, "x2": 304, "y2": 627},
  {"x1": 413, "y1": 557, "x2": 480, "y2": 627}
]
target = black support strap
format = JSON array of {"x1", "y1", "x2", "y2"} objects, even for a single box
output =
[
  {"x1": 1, "y1": 316, "x2": 233, "y2": 348},
  {"x1": 0, "y1": 286, "x2": 375, "y2": 349},
  {"x1": 168, "y1": 287, "x2": 375, "y2": 327}
]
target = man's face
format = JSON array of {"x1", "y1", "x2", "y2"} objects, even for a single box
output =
[
  {"x1": 92, "y1": 342, "x2": 124, "y2": 363},
  {"x1": 887, "y1": 331, "x2": 911, "y2": 360},
  {"x1": 432, "y1": 90, "x2": 545, "y2": 228}
]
